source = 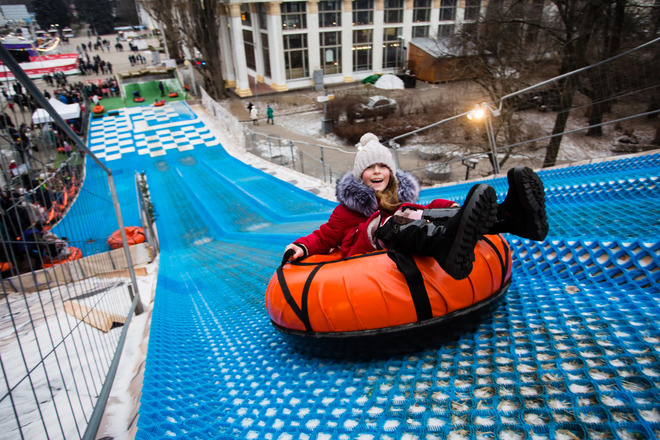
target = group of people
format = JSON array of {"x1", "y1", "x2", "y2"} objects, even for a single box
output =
[
  {"x1": 285, "y1": 133, "x2": 548, "y2": 280},
  {"x1": 41, "y1": 72, "x2": 70, "y2": 89},
  {"x1": 128, "y1": 53, "x2": 147, "y2": 66},
  {"x1": 77, "y1": 55, "x2": 113, "y2": 76},
  {"x1": 0, "y1": 162, "x2": 82, "y2": 273},
  {"x1": 247, "y1": 102, "x2": 275, "y2": 125},
  {"x1": 76, "y1": 36, "x2": 112, "y2": 54}
]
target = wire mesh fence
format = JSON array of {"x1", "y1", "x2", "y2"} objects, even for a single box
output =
[
  {"x1": 388, "y1": 37, "x2": 660, "y2": 180},
  {"x1": 0, "y1": 44, "x2": 152, "y2": 439}
]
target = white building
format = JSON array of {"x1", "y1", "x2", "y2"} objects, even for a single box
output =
[
  {"x1": 218, "y1": 0, "x2": 487, "y2": 96},
  {"x1": 138, "y1": 0, "x2": 489, "y2": 96}
]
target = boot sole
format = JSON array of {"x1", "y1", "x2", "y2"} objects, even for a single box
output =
[
  {"x1": 441, "y1": 184, "x2": 498, "y2": 280},
  {"x1": 509, "y1": 167, "x2": 549, "y2": 240}
]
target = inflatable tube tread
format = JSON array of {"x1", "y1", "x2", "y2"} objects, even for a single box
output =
[
  {"x1": 43, "y1": 247, "x2": 82, "y2": 267},
  {"x1": 266, "y1": 234, "x2": 512, "y2": 335},
  {"x1": 107, "y1": 227, "x2": 146, "y2": 249},
  {"x1": 273, "y1": 280, "x2": 509, "y2": 339}
]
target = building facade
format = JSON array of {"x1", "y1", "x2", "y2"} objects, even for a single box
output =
[{"x1": 217, "y1": 0, "x2": 488, "y2": 96}]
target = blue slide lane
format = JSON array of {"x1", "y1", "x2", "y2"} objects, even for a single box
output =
[{"x1": 73, "y1": 102, "x2": 659, "y2": 439}]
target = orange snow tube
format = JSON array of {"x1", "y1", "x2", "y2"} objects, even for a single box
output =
[
  {"x1": 43, "y1": 247, "x2": 82, "y2": 268},
  {"x1": 168, "y1": 91, "x2": 178, "y2": 98},
  {"x1": 133, "y1": 96, "x2": 145, "y2": 102},
  {"x1": 107, "y1": 227, "x2": 146, "y2": 250},
  {"x1": 266, "y1": 234, "x2": 512, "y2": 357},
  {"x1": 154, "y1": 99, "x2": 165, "y2": 106},
  {"x1": 92, "y1": 105, "x2": 104, "y2": 114}
]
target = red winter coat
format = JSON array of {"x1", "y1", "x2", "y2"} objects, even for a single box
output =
[{"x1": 295, "y1": 171, "x2": 455, "y2": 257}]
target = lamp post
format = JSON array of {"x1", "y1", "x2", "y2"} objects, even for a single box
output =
[
  {"x1": 398, "y1": 36, "x2": 405, "y2": 72},
  {"x1": 467, "y1": 102, "x2": 501, "y2": 175}
]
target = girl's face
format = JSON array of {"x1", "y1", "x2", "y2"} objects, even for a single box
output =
[{"x1": 362, "y1": 164, "x2": 391, "y2": 192}]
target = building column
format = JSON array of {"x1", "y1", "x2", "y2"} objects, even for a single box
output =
[
  {"x1": 456, "y1": 0, "x2": 466, "y2": 28},
  {"x1": 229, "y1": 3, "x2": 251, "y2": 96},
  {"x1": 373, "y1": 0, "x2": 384, "y2": 72},
  {"x1": 341, "y1": 0, "x2": 353, "y2": 82},
  {"x1": 219, "y1": 6, "x2": 236, "y2": 88},
  {"x1": 402, "y1": 0, "x2": 413, "y2": 42},
  {"x1": 267, "y1": 2, "x2": 288, "y2": 91},
  {"x1": 307, "y1": 0, "x2": 321, "y2": 73},
  {"x1": 250, "y1": 4, "x2": 265, "y2": 84},
  {"x1": 429, "y1": 0, "x2": 440, "y2": 39}
]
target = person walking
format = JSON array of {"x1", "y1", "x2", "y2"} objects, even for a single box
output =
[
  {"x1": 250, "y1": 106, "x2": 259, "y2": 125},
  {"x1": 266, "y1": 105, "x2": 274, "y2": 124},
  {"x1": 158, "y1": 81, "x2": 165, "y2": 97}
]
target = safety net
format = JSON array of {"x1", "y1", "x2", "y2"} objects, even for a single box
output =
[{"x1": 84, "y1": 103, "x2": 659, "y2": 440}]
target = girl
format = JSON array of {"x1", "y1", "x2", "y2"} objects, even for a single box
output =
[{"x1": 285, "y1": 133, "x2": 547, "y2": 279}]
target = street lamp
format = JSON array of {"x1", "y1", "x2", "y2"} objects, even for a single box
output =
[{"x1": 467, "y1": 102, "x2": 501, "y2": 175}]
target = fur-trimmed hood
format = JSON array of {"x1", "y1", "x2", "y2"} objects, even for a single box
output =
[{"x1": 335, "y1": 170, "x2": 420, "y2": 217}]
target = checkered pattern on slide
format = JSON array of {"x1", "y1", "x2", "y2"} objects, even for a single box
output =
[{"x1": 87, "y1": 102, "x2": 218, "y2": 161}]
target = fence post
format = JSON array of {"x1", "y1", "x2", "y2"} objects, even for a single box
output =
[
  {"x1": 268, "y1": 138, "x2": 273, "y2": 161},
  {"x1": 289, "y1": 140, "x2": 295, "y2": 170},
  {"x1": 320, "y1": 146, "x2": 326, "y2": 182},
  {"x1": 299, "y1": 150, "x2": 304, "y2": 174}
]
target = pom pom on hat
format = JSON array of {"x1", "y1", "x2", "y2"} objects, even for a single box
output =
[{"x1": 352, "y1": 133, "x2": 396, "y2": 180}]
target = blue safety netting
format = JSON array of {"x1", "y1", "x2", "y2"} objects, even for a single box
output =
[{"x1": 81, "y1": 103, "x2": 659, "y2": 440}]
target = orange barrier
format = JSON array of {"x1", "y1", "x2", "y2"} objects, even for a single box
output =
[
  {"x1": 107, "y1": 226, "x2": 146, "y2": 250},
  {"x1": 168, "y1": 92, "x2": 178, "y2": 98},
  {"x1": 43, "y1": 247, "x2": 82, "y2": 268},
  {"x1": 266, "y1": 235, "x2": 512, "y2": 355},
  {"x1": 154, "y1": 99, "x2": 166, "y2": 107},
  {"x1": 92, "y1": 105, "x2": 104, "y2": 114}
]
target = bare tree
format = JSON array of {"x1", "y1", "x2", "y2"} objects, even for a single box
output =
[
  {"x1": 138, "y1": 0, "x2": 181, "y2": 63},
  {"x1": 175, "y1": 0, "x2": 226, "y2": 100},
  {"x1": 444, "y1": 0, "x2": 556, "y2": 172}
]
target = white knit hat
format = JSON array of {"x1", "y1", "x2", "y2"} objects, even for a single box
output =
[{"x1": 352, "y1": 133, "x2": 396, "y2": 180}]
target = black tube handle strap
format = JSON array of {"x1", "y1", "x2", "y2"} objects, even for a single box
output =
[
  {"x1": 387, "y1": 250, "x2": 433, "y2": 321},
  {"x1": 276, "y1": 252, "x2": 325, "y2": 332}
]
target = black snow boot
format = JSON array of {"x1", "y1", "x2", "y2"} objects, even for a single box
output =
[
  {"x1": 376, "y1": 183, "x2": 498, "y2": 280},
  {"x1": 491, "y1": 167, "x2": 548, "y2": 241}
]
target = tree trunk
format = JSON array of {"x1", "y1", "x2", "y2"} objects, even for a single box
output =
[{"x1": 543, "y1": 76, "x2": 578, "y2": 168}]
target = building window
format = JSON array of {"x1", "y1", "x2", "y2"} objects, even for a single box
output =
[
  {"x1": 261, "y1": 33, "x2": 271, "y2": 77},
  {"x1": 257, "y1": 3, "x2": 268, "y2": 30},
  {"x1": 241, "y1": 4, "x2": 252, "y2": 26},
  {"x1": 464, "y1": 0, "x2": 480, "y2": 21},
  {"x1": 319, "y1": 0, "x2": 341, "y2": 27},
  {"x1": 413, "y1": 0, "x2": 431, "y2": 23},
  {"x1": 437, "y1": 24, "x2": 455, "y2": 37},
  {"x1": 320, "y1": 31, "x2": 341, "y2": 74},
  {"x1": 353, "y1": 0, "x2": 373, "y2": 26},
  {"x1": 282, "y1": 2, "x2": 307, "y2": 30},
  {"x1": 244, "y1": 30, "x2": 256, "y2": 70},
  {"x1": 384, "y1": 0, "x2": 403, "y2": 24},
  {"x1": 353, "y1": 29, "x2": 373, "y2": 71},
  {"x1": 284, "y1": 34, "x2": 309, "y2": 79},
  {"x1": 382, "y1": 28, "x2": 402, "y2": 69},
  {"x1": 439, "y1": 0, "x2": 456, "y2": 21},
  {"x1": 412, "y1": 25, "x2": 429, "y2": 38}
]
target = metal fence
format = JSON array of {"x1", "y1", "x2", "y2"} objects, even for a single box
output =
[
  {"x1": 389, "y1": 36, "x2": 660, "y2": 179},
  {"x1": 239, "y1": 37, "x2": 660, "y2": 185},
  {"x1": 0, "y1": 45, "x2": 154, "y2": 439}
]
